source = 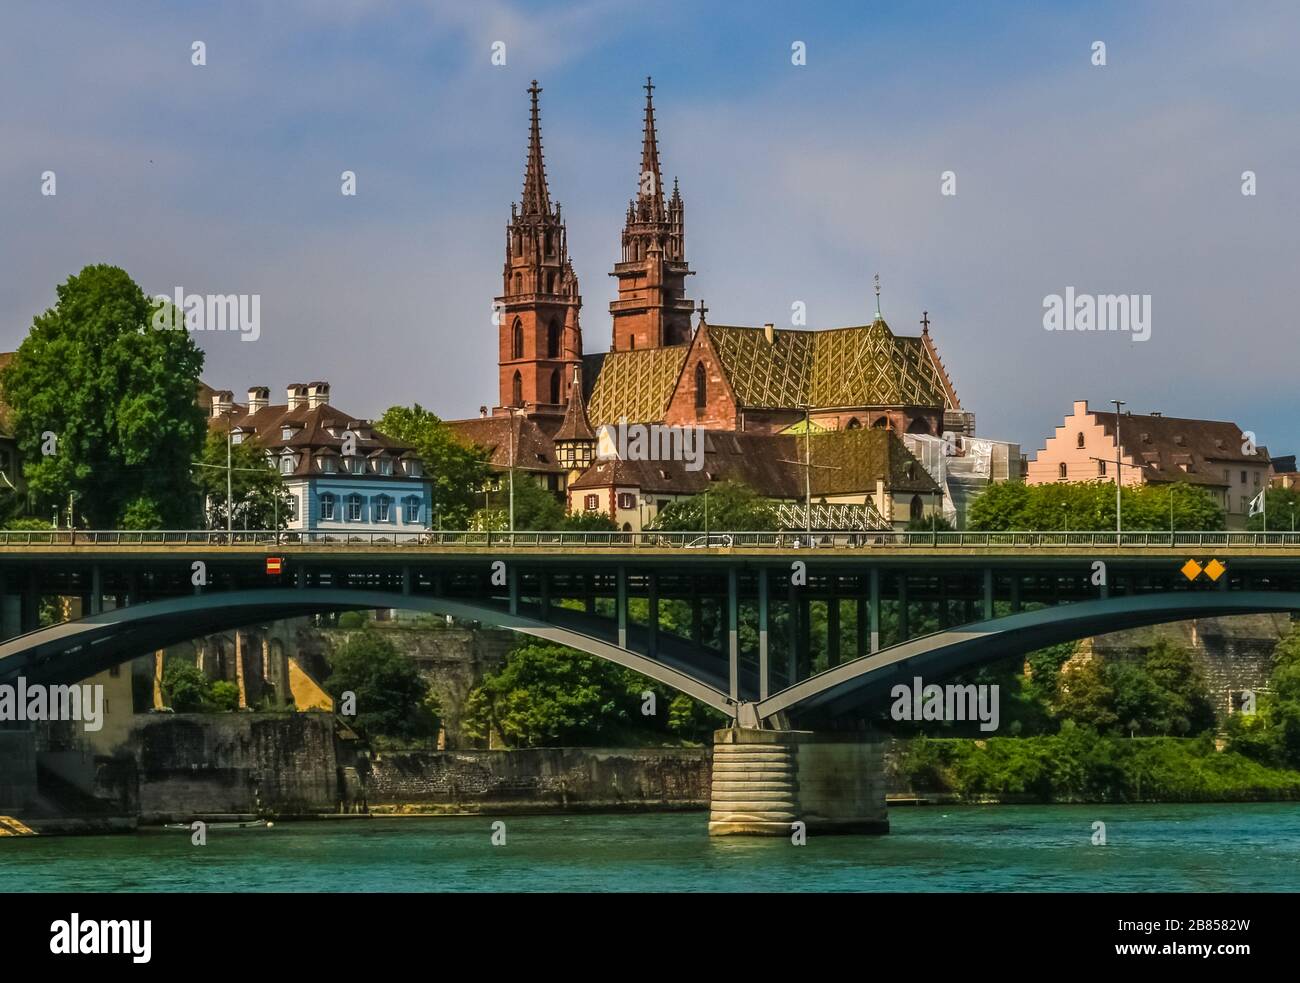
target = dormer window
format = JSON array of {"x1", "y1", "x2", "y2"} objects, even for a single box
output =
[
  {"x1": 405, "y1": 460, "x2": 423, "y2": 477},
  {"x1": 372, "y1": 457, "x2": 393, "y2": 476},
  {"x1": 282, "y1": 426, "x2": 295, "y2": 441},
  {"x1": 280, "y1": 453, "x2": 296, "y2": 475},
  {"x1": 317, "y1": 455, "x2": 338, "y2": 474},
  {"x1": 231, "y1": 430, "x2": 245, "y2": 446},
  {"x1": 347, "y1": 456, "x2": 365, "y2": 474}
]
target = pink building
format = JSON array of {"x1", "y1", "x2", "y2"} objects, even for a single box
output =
[{"x1": 1028, "y1": 400, "x2": 1271, "y2": 527}]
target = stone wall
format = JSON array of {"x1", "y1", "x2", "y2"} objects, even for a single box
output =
[
  {"x1": 0, "y1": 729, "x2": 36, "y2": 809},
  {"x1": 111, "y1": 712, "x2": 339, "y2": 821},
  {"x1": 363, "y1": 747, "x2": 710, "y2": 812}
]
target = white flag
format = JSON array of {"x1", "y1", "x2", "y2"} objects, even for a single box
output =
[{"x1": 1249, "y1": 489, "x2": 1266, "y2": 516}]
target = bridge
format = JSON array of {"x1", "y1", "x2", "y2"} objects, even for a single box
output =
[{"x1": 4, "y1": 528, "x2": 1299, "y2": 835}]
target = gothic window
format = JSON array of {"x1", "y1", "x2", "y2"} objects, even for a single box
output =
[
  {"x1": 547, "y1": 320, "x2": 560, "y2": 359},
  {"x1": 512, "y1": 371, "x2": 523, "y2": 407},
  {"x1": 1059, "y1": 462, "x2": 1068, "y2": 479},
  {"x1": 910, "y1": 495, "x2": 924, "y2": 521},
  {"x1": 872, "y1": 417, "x2": 889, "y2": 429},
  {"x1": 694, "y1": 363, "x2": 707, "y2": 408},
  {"x1": 514, "y1": 273, "x2": 522, "y2": 295},
  {"x1": 512, "y1": 319, "x2": 524, "y2": 360},
  {"x1": 907, "y1": 417, "x2": 932, "y2": 434},
  {"x1": 548, "y1": 371, "x2": 560, "y2": 405},
  {"x1": 846, "y1": 417, "x2": 861, "y2": 430},
  {"x1": 547, "y1": 272, "x2": 555, "y2": 293}
]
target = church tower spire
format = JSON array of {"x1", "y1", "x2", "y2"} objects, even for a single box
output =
[
  {"x1": 609, "y1": 76, "x2": 694, "y2": 352},
  {"x1": 497, "y1": 81, "x2": 583, "y2": 418}
]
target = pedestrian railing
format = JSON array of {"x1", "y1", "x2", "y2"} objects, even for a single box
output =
[{"x1": 2, "y1": 529, "x2": 1300, "y2": 549}]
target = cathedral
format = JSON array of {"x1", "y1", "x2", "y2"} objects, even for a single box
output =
[{"x1": 448, "y1": 79, "x2": 972, "y2": 530}]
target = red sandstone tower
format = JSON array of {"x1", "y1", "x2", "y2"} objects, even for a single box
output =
[
  {"x1": 609, "y1": 77, "x2": 694, "y2": 352},
  {"x1": 496, "y1": 81, "x2": 583, "y2": 417}
]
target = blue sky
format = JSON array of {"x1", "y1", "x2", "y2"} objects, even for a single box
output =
[{"x1": 2, "y1": 0, "x2": 1297, "y2": 453}]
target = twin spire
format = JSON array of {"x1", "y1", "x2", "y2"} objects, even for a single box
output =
[
  {"x1": 518, "y1": 77, "x2": 680, "y2": 227},
  {"x1": 520, "y1": 80, "x2": 551, "y2": 217}
]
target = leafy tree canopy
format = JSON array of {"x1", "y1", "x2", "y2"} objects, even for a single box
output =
[
  {"x1": 649, "y1": 480, "x2": 780, "y2": 532},
  {"x1": 0, "y1": 265, "x2": 206, "y2": 527},
  {"x1": 377, "y1": 404, "x2": 491, "y2": 528},
  {"x1": 195, "y1": 429, "x2": 292, "y2": 529},
  {"x1": 325, "y1": 629, "x2": 439, "y2": 741},
  {"x1": 968, "y1": 480, "x2": 1223, "y2": 532}
]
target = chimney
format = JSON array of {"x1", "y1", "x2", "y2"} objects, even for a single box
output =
[
  {"x1": 286, "y1": 383, "x2": 308, "y2": 409},
  {"x1": 763, "y1": 323, "x2": 776, "y2": 344},
  {"x1": 211, "y1": 390, "x2": 233, "y2": 418},
  {"x1": 247, "y1": 386, "x2": 269, "y2": 413},
  {"x1": 307, "y1": 381, "x2": 330, "y2": 409}
]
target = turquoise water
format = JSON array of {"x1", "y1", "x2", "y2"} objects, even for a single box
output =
[{"x1": 4, "y1": 803, "x2": 1300, "y2": 892}]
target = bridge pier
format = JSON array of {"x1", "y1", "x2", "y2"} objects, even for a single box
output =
[{"x1": 708, "y1": 728, "x2": 888, "y2": 836}]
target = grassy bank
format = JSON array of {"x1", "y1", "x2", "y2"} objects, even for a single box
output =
[{"x1": 894, "y1": 731, "x2": 1300, "y2": 803}]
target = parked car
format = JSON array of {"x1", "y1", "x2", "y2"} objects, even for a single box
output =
[{"x1": 685, "y1": 534, "x2": 734, "y2": 548}]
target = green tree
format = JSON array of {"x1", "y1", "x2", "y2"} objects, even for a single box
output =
[
  {"x1": 463, "y1": 642, "x2": 643, "y2": 747},
  {"x1": 195, "y1": 429, "x2": 292, "y2": 529},
  {"x1": 905, "y1": 514, "x2": 954, "y2": 532},
  {"x1": 470, "y1": 475, "x2": 565, "y2": 531},
  {"x1": 1053, "y1": 641, "x2": 1214, "y2": 736},
  {"x1": 326, "y1": 629, "x2": 439, "y2": 741},
  {"x1": 0, "y1": 265, "x2": 206, "y2": 527},
  {"x1": 968, "y1": 480, "x2": 1223, "y2": 532},
  {"x1": 162, "y1": 660, "x2": 211, "y2": 712},
  {"x1": 560, "y1": 509, "x2": 619, "y2": 531},
  {"x1": 208, "y1": 680, "x2": 241, "y2": 712},
  {"x1": 1228, "y1": 619, "x2": 1300, "y2": 767},
  {"x1": 649, "y1": 480, "x2": 779, "y2": 531},
  {"x1": 377, "y1": 404, "x2": 491, "y2": 528}
]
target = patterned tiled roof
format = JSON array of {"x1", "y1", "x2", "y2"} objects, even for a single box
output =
[
  {"x1": 706, "y1": 320, "x2": 954, "y2": 410},
  {"x1": 570, "y1": 427, "x2": 938, "y2": 497},
  {"x1": 1092, "y1": 410, "x2": 1270, "y2": 488},
  {"x1": 583, "y1": 345, "x2": 689, "y2": 426}
]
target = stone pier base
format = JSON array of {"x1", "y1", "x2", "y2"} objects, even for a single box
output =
[{"x1": 708, "y1": 728, "x2": 888, "y2": 836}]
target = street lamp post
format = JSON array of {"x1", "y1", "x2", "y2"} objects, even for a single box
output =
[
  {"x1": 1111, "y1": 399, "x2": 1126, "y2": 542},
  {"x1": 506, "y1": 404, "x2": 530, "y2": 536}
]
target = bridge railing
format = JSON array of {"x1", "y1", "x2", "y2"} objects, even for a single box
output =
[{"x1": 4, "y1": 529, "x2": 1300, "y2": 549}]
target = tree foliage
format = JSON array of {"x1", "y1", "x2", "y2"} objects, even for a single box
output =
[
  {"x1": 1227, "y1": 619, "x2": 1300, "y2": 768},
  {"x1": 1053, "y1": 640, "x2": 1216, "y2": 737},
  {"x1": 649, "y1": 480, "x2": 779, "y2": 531},
  {"x1": 0, "y1": 265, "x2": 206, "y2": 527},
  {"x1": 325, "y1": 629, "x2": 440, "y2": 741},
  {"x1": 195, "y1": 429, "x2": 292, "y2": 529},
  {"x1": 463, "y1": 642, "x2": 723, "y2": 747},
  {"x1": 968, "y1": 480, "x2": 1224, "y2": 532},
  {"x1": 377, "y1": 404, "x2": 491, "y2": 528}
]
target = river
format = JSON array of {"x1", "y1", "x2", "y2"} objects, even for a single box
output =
[{"x1": 4, "y1": 803, "x2": 1300, "y2": 892}]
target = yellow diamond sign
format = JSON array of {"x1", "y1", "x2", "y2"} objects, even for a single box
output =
[
  {"x1": 1181, "y1": 559, "x2": 1203, "y2": 581},
  {"x1": 1204, "y1": 559, "x2": 1226, "y2": 582}
]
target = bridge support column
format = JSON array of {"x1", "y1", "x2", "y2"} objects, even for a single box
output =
[
  {"x1": 869, "y1": 568, "x2": 880, "y2": 653},
  {"x1": 647, "y1": 571, "x2": 659, "y2": 659},
  {"x1": 727, "y1": 568, "x2": 739, "y2": 702},
  {"x1": 758, "y1": 569, "x2": 769, "y2": 700},
  {"x1": 617, "y1": 566, "x2": 628, "y2": 649},
  {"x1": 708, "y1": 728, "x2": 888, "y2": 836}
]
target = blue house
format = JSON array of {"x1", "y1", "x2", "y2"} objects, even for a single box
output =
[{"x1": 207, "y1": 382, "x2": 431, "y2": 535}]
